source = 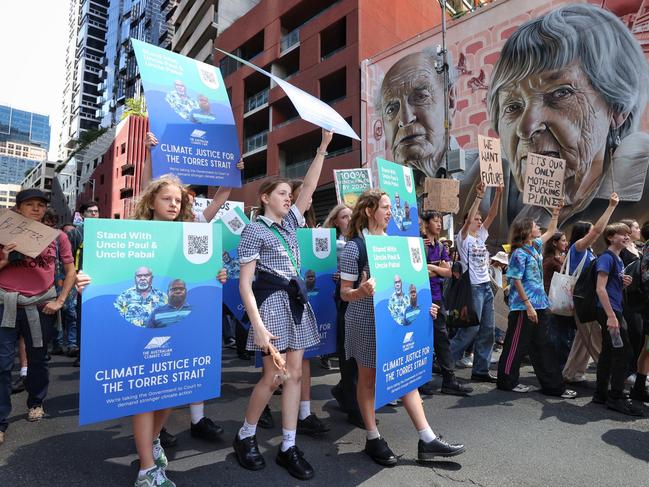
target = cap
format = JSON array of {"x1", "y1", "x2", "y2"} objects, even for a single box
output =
[
  {"x1": 15, "y1": 188, "x2": 49, "y2": 206},
  {"x1": 491, "y1": 251, "x2": 509, "y2": 265}
]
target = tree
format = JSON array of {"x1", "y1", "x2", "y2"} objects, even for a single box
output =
[{"x1": 121, "y1": 97, "x2": 147, "y2": 120}]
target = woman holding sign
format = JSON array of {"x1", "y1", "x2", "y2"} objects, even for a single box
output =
[
  {"x1": 339, "y1": 189, "x2": 464, "y2": 467},
  {"x1": 233, "y1": 130, "x2": 332, "y2": 480}
]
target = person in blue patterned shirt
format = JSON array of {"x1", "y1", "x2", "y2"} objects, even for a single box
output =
[
  {"x1": 165, "y1": 80, "x2": 198, "y2": 120},
  {"x1": 497, "y1": 205, "x2": 576, "y2": 399},
  {"x1": 114, "y1": 266, "x2": 167, "y2": 327}
]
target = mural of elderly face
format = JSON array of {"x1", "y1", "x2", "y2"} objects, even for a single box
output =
[
  {"x1": 488, "y1": 3, "x2": 648, "y2": 216},
  {"x1": 380, "y1": 51, "x2": 447, "y2": 176}
]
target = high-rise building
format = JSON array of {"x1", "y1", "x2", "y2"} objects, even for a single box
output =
[
  {"x1": 0, "y1": 104, "x2": 50, "y2": 184},
  {"x1": 58, "y1": 0, "x2": 109, "y2": 160},
  {"x1": 214, "y1": 0, "x2": 443, "y2": 218},
  {"x1": 0, "y1": 184, "x2": 21, "y2": 209},
  {"x1": 171, "y1": 0, "x2": 259, "y2": 63},
  {"x1": 98, "y1": 0, "x2": 164, "y2": 127}
]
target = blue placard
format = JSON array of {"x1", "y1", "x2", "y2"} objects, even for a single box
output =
[
  {"x1": 79, "y1": 219, "x2": 223, "y2": 425},
  {"x1": 131, "y1": 39, "x2": 241, "y2": 187},
  {"x1": 376, "y1": 158, "x2": 420, "y2": 237},
  {"x1": 366, "y1": 235, "x2": 433, "y2": 408}
]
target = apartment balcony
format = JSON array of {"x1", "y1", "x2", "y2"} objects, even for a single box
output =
[
  {"x1": 282, "y1": 158, "x2": 310, "y2": 179},
  {"x1": 280, "y1": 28, "x2": 300, "y2": 55},
  {"x1": 121, "y1": 162, "x2": 135, "y2": 176},
  {"x1": 120, "y1": 175, "x2": 135, "y2": 198},
  {"x1": 243, "y1": 130, "x2": 268, "y2": 155},
  {"x1": 244, "y1": 88, "x2": 269, "y2": 115}
]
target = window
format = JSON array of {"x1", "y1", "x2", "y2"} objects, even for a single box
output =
[
  {"x1": 121, "y1": 143, "x2": 126, "y2": 154},
  {"x1": 100, "y1": 174, "x2": 105, "y2": 185}
]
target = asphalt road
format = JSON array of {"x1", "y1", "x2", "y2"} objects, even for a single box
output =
[{"x1": 1, "y1": 349, "x2": 648, "y2": 487}]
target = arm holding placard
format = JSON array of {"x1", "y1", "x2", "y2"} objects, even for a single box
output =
[
  {"x1": 0, "y1": 243, "x2": 17, "y2": 271},
  {"x1": 460, "y1": 180, "x2": 485, "y2": 240},
  {"x1": 295, "y1": 129, "x2": 333, "y2": 217},
  {"x1": 540, "y1": 203, "x2": 562, "y2": 245},
  {"x1": 202, "y1": 157, "x2": 244, "y2": 223},
  {"x1": 483, "y1": 184, "x2": 504, "y2": 231}
]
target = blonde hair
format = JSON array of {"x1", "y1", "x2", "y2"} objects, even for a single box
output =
[
  {"x1": 323, "y1": 203, "x2": 352, "y2": 237},
  {"x1": 346, "y1": 189, "x2": 388, "y2": 239},
  {"x1": 132, "y1": 174, "x2": 194, "y2": 222}
]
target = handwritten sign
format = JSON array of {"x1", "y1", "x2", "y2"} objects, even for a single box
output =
[
  {"x1": 423, "y1": 178, "x2": 460, "y2": 214},
  {"x1": 523, "y1": 153, "x2": 565, "y2": 208},
  {"x1": 478, "y1": 135, "x2": 503, "y2": 187},
  {"x1": 0, "y1": 209, "x2": 60, "y2": 258}
]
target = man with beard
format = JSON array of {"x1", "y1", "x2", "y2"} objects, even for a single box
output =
[
  {"x1": 114, "y1": 267, "x2": 167, "y2": 327},
  {"x1": 487, "y1": 4, "x2": 649, "y2": 238},
  {"x1": 147, "y1": 279, "x2": 192, "y2": 328}
]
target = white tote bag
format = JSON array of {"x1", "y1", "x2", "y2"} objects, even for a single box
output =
[{"x1": 548, "y1": 250, "x2": 588, "y2": 316}]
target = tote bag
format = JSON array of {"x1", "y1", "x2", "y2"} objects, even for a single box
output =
[{"x1": 548, "y1": 250, "x2": 588, "y2": 316}]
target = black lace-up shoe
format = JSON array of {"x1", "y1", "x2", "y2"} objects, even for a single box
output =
[
  {"x1": 276, "y1": 445, "x2": 314, "y2": 480},
  {"x1": 418, "y1": 436, "x2": 465, "y2": 461},
  {"x1": 233, "y1": 434, "x2": 265, "y2": 471},
  {"x1": 364, "y1": 437, "x2": 397, "y2": 467}
]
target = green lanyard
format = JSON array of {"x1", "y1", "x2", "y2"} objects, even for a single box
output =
[{"x1": 269, "y1": 225, "x2": 300, "y2": 274}]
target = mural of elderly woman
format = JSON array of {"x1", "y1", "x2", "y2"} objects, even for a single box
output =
[{"x1": 487, "y1": 3, "x2": 649, "y2": 230}]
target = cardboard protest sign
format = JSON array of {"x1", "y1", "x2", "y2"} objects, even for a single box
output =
[
  {"x1": 333, "y1": 168, "x2": 372, "y2": 206},
  {"x1": 215, "y1": 48, "x2": 359, "y2": 140},
  {"x1": 478, "y1": 135, "x2": 504, "y2": 187},
  {"x1": 0, "y1": 209, "x2": 59, "y2": 258},
  {"x1": 365, "y1": 235, "x2": 433, "y2": 408},
  {"x1": 376, "y1": 158, "x2": 419, "y2": 237},
  {"x1": 523, "y1": 153, "x2": 565, "y2": 208},
  {"x1": 131, "y1": 39, "x2": 241, "y2": 186},
  {"x1": 218, "y1": 206, "x2": 249, "y2": 320},
  {"x1": 79, "y1": 219, "x2": 222, "y2": 425},
  {"x1": 423, "y1": 178, "x2": 460, "y2": 214}
]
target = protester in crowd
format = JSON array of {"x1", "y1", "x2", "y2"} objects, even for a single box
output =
[
  {"x1": 77, "y1": 171, "x2": 228, "y2": 486},
  {"x1": 232, "y1": 130, "x2": 332, "y2": 480},
  {"x1": 562, "y1": 194, "x2": 619, "y2": 383},
  {"x1": 450, "y1": 181, "x2": 503, "y2": 383},
  {"x1": 324, "y1": 203, "x2": 366, "y2": 427},
  {"x1": 497, "y1": 207, "x2": 577, "y2": 398},
  {"x1": 593, "y1": 223, "x2": 643, "y2": 416},
  {"x1": 629, "y1": 221, "x2": 649, "y2": 402},
  {"x1": 0, "y1": 189, "x2": 76, "y2": 446},
  {"x1": 418, "y1": 210, "x2": 472, "y2": 397},
  {"x1": 66, "y1": 200, "x2": 100, "y2": 367},
  {"x1": 146, "y1": 131, "x2": 239, "y2": 448},
  {"x1": 542, "y1": 231, "x2": 575, "y2": 370},
  {"x1": 340, "y1": 189, "x2": 464, "y2": 467},
  {"x1": 619, "y1": 219, "x2": 644, "y2": 382},
  {"x1": 285, "y1": 178, "x2": 331, "y2": 437}
]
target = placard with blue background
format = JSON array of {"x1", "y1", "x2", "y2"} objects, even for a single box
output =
[
  {"x1": 376, "y1": 158, "x2": 419, "y2": 237},
  {"x1": 79, "y1": 219, "x2": 222, "y2": 425},
  {"x1": 132, "y1": 39, "x2": 241, "y2": 187}
]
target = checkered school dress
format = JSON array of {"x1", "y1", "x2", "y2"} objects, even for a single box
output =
[
  {"x1": 340, "y1": 238, "x2": 376, "y2": 369},
  {"x1": 238, "y1": 205, "x2": 320, "y2": 352}
]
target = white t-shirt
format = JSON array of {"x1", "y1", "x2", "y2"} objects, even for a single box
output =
[{"x1": 458, "y1": 226, "x2": 490, "y2": 284}]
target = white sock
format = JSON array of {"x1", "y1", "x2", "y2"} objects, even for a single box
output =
[
  {"x1": 281, "y1": 428, "x2": 296, "y2": 451},
  {"x1": 238, "y1": 418, "x2": 257, "y2": 439},
  {"x1": 190, "y1": 403, "x2": 204, "y2": 425},
  {"x1": 418, "y1": 426, "x2": 436, "y2": 443},
  {"x1": 20, "y1": 367, "x2": 27, "y2": 377},
  {"x1": 366, "y1": 428, "x2": 380, "y2": 440},
  {"x1": 138, "y1": 466, "x2": 156, "y2": 478},
  {"x1": 298, "y1": 400, "x2": 311, "y2": 420}
]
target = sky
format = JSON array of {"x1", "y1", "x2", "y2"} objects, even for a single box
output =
[{"x1": 0, "y1": 1, "x2": 69, "y2": 161}]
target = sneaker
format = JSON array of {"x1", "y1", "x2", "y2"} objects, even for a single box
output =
[
  {"x1": 364, "y1": 437, "x2": 397, "y2": 467},
  {"x1": 512, "y1": 384, "x2": 530, "y2": 393},
  {"x1": 190, "y1": 417, "x2": 224, "y2": 442},
  {"x1": 561, "y1": 389, "x2": 577, "y2": 399},
  {"x1": 440, "y1": 380, "x2": 473, "y2": 397},
  {"x1": 134, "y1": 466, "x2": 175, "y2": 487},
  {"x1": 224, "y1": 338, "x2": 237, "y2": 349},
  {"x1": 159, "y1": 428, "x2": 177, "y2": 448},
  {"x1": 152, "y1": 438, "x2": 168, "y2": 469},
  {"x1": 27, "y1": 405, "x2": 45, "y2": 422},
  {"x1": 319, "y1": 357, "x2": 332, "y2": 370},
  {"x1": 11, "y1": 376, "x2": 25, "y2": 394},
  {"x1": 417, "y1": 436, "x2": 465, "y2": 461},
  {"x1": 625, "y1": 373, "x2": 637, "y2": 386},
  {"x1": 66, "y1": 346, "x2": 79, "y2": 358},
  {"x1": 629, "y1": 388, "x2": 649, "y2": 403},
  {"x1": 606, "y1": 397, "x2": 644, "y2": 417},
  {"x1": 258, "y1": 405, "x2": 274, "y2": 429},
  {"x1": 470, "y1": 372, "x2": 498, "y2": 383},
  {"x1": 297, "y1": 413, "x2": 330, "y2": 436},
  {"x1": 456, "y1": 355, "x2": 474, "y2": 368},
  {"x1": 276, "y1": 445, "x2": 315, "y2": 480}
]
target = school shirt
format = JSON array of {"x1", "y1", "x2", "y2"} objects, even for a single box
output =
[{"x1": 595, "y1": 251, "x2": 624, "y2": 313}]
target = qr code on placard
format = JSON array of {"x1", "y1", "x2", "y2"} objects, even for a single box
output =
[
  {"x1": 227, "y1": 217, "x2": 243, "y2": 233},
  {"x1": 410, "y1": 246, "x2": 422, "y2": 264},
  {"x1": 187, "y1": 234, "x2": 209, "y2": 255},
  {"x1": 315, "y1": 237, "x2": 329, "y2": 253}
]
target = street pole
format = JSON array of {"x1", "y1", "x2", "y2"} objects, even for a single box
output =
[{"x1": 437, "y1": 1, "x2": 450, "y2": 178}]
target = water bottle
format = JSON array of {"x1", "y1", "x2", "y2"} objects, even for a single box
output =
[{"x1": 609, "y1": 327, "x2": 623, "y2": 349}]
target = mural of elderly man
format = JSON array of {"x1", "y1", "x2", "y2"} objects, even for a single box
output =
[
  {"x1": 488, "y1": 3, "x2": 649, "y2": 230},
  {"x1": 114, "y1": 266, "x2": 167, "y2": 327}
]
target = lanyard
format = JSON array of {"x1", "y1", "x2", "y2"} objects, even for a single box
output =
[{"x1": 269, "y1": 225, "x2": 300, "y2": 274}]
